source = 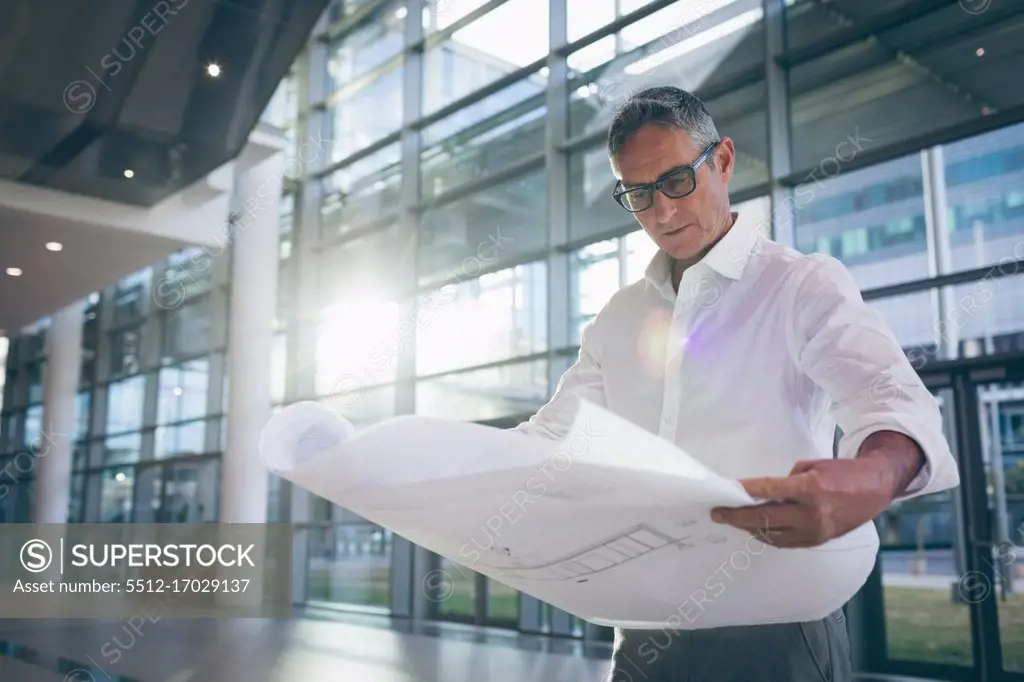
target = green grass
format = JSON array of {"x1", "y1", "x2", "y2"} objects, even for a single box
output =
[
  {"x1": 884, "y1": 586, "x2": 1024, "y2": 671},
  {"x1": 304, "y1": 569, "x2": 1024, "y2": 673},
  {"x1": 306, "y1": 567, "x2": 519, "y2": 621}
]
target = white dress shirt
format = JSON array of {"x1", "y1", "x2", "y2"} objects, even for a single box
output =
[{"x1": 516, "y1": 214, "x2": 960, "y2": 502}]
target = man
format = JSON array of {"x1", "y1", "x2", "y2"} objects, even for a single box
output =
[{"x1": 514, "y1": 87, "x2": 960, "y2": 681}]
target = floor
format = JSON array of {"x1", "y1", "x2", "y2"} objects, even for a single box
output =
[{"x1": 0, "y1": 612, "x2": 615, "y2": 682}]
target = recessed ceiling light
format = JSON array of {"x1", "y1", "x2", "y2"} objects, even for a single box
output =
[
  {"x1": 206, "y1": 63, "x2": 221, "y2": 77},
  {"x1": 6, "y1": 267, "x2": 22, "y2": 276},
  {"x1": 976, "y1": 47, "x2": 985, "y2": 57},
  {"x1": 123, "y1": 168, "x2": 134, "y2": 178},
  {"x1": 45, "y1": 241, "x2": 63, "y2": 252}
]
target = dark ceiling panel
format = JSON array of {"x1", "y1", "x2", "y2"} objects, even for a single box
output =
[{"x1": 0, "y1": 0, "x2": 328, "y2": 207}]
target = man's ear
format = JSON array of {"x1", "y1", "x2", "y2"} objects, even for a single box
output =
[{"x1": 716, "y1": 137, "x2": 736, "y2": 182}]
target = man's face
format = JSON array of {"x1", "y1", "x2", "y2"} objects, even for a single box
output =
[{"x1": 610, "y1": 124, "x2": 735, "y2": 263}]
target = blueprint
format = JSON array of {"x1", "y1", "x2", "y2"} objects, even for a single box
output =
[{"x1": 259, "y1": 398, "x2": 879, "y2": 629}]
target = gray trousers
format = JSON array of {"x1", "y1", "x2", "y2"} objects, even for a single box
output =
[{"x1": 607, "y1": 610, "x2": 852, "y2": 682}]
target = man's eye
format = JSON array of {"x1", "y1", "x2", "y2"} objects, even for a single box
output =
[{"x1": 663, "y1": 176, "x2": 691, "y2": 194}]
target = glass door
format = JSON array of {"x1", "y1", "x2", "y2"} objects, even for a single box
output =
[
  {"x1": 975, "y1": 379, "x2": 1024, "y2": 678},
  {"x1": 877, "y1": 387, "x2": 975, "y2": 674}
]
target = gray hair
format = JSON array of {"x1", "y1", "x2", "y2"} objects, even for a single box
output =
[{"x1": 607, "y1": 86, "x2": 720, "y2": 160}]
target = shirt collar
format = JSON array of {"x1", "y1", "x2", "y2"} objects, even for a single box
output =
[{"x1": 643, "y1": 211, "x2": 760, "y2": 298}]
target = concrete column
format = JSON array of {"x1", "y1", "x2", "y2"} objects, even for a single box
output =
[
  {"x1": 219, "y1": 153, "x2": 284, "y2": 523},
  {"x1": 34, "y1": 300, "x2": 84, "y2": 524}
]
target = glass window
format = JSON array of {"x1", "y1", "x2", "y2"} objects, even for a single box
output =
[
  {"x1": 75, "y1": 391, "x2": 91, "y2": 441},
  {"x1": 161, "y1": 298, "x2": 212, "y2": 361},
  {"x1": 90, "y1": 466, "x2": 134, "y2": 522},
  {"x1": 98, "y1": 432, "x2": 143, "y2": 467},
  {"x1": 113, "y1": 268, "x2": 151, "y2": 324},
  {"x1": 315, "y1": 298, "x2": 404, "y2": 394},
  {"x1": 571, "y1": 240, "x2": 621, "y2": 343},
  {"x1": 320, "y1": 143, "x2": 402, "y2": 239},
  {"x1": 415, "y1": 358, "x2": 549, "y2": 422},
  {"x1": 422, "y1": 0, "x2": 490, "y2": 34},
  {"x1": 279, "y1": 193, "x2": 294, "y2": 261},
  {"x1": 133, "y1": 465, "x2": 163, "y2": 524},
  {"x1": 325, "y1": 0, "x2": 405, "y2": 94},
  {"x1": 317, "y1": 384, "x2": 397, "y2": 429},
  {"x1": 319, "y1": 221, "x2": 412, "y2": 303},
  {"x1": 421, "y1": 75, "x2": 547, "y2": 199},
  {"x1": 943, "y1": 121, "x2": 1024, "y2": 272},
  {"x1": 81, "y1": 307, "x2": 99, "y2": 386},
  {"x1": 567, "y1": 1, "x2": 765, "y2": 138},
  {"x1": 419, "y1": 169, "x2": 548, "y2": 286},
  {"x1": 155, "y1": 420, "x2": 209, "y2": 459},
  {"x1": 160, "y1": 247, "x2": 215, "y2": 303},
  {"x1": 157, "y1": 359, "x2": 210, "y2": 424},
  {"x1": 416, "y1": 261, "x2": 548, "y2": 376},
  {"x1": 569, "y1": 0, "x2": 663, "y2": 41},
  {"x1": 327, "y1": 65, "x2": 403, "y2": 162},
  {"x1": 1, "y1": 412, "x2": 19, "y2": 453},
  {"x1": 26, "y1": 362, "x2": 43, "y2": 404},
  {"x1": 263, "y1": 70, "x2": 298, "y2": 128},
  {"x1": 866, "y1": 269, "x2": 1024, "y2": 363},
  {"x1": 24, "y1": 404, "x2": 42, "y2": 450},
  {"x1": 161, "y1": 459, "x2": 219, "y2": 522},
  {"x1": 108, "y1": 324, "x2": 143, "y2": 377},
  {"x1": 794, "y1": 153, "x2": 929, "y2": 288},
  {"x1": 305, "y1": 523, "x2": 392, "y2": 609},
  {"x1": 271, "y1": 334, "x2": 287, "y2": 404},
  {"x1": 106, "y1": 376, "x2": 146, "y2": 434},
  {"x1": 422, "y1": 0, "x2": 549, "y2": 116}
]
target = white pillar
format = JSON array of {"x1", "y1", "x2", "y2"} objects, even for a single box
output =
[
  {"x1": 34, "y1": 300, "x2": 84, "y2": 523},
  {"x1": 220, "y1": 153, "x2": 283, "y2": 523},
  {"x1": 922, "y1": 147, "x2": 958, "y2": 359}
]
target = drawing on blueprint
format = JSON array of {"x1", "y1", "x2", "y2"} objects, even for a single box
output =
[{"x1": 476, "y1": 522, "x2": 725, "y2": 582}]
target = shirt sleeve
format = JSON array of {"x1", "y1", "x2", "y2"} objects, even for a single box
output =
[
  {"x1": 785, "y1": 254, "x2": 961, "y2": 502},
  {"x1": 512, "y1": 318, "x2": 608, "y2": 441}
]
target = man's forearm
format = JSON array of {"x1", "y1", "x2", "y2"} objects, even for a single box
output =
[{"x1": 856, "y1": 430, "x2": 926, "y2": 500}]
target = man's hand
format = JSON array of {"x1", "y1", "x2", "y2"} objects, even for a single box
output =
[{"x1": 710, "y1": 431, "x2": 926, "y2": 548}]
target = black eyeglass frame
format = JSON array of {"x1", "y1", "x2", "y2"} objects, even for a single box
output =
[{"x1": 611, "y1": 141, "x2": 719, "y2": 213}]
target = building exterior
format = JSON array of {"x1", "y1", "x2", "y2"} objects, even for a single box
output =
[{"x1": 2, "y1": 0, "x2": 1023, "y2": 679}]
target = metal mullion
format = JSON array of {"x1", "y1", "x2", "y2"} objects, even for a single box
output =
[
  {"x1": 414, "y1": 246, "x2": 552, "y2": 293},
  {"x1": 422, "y1": 91, "x2": 547, "y2": 153},
  {"x1": 411, "y1": 351, "x2": 550, "y2": 383},
  {"x1": 778, "y1": 102, "x2": 1024, "y2": 188},
  {"x1": 414, "y1": 0, "x2": 510, "y2": 51},
  {"x1": 861, "y1": 259, "x2": 1024, "y2": 302},
  {"x1": 410, "y1": 59, "x2": 548, "y2": 132},
  {"x1": 552, "y1": 0, "x2": 680, "y2": 56},
  {"x1": 764, "y1": 0, "x2": 795, "y2": 247},
  {"x1": 320, "y1": 0, "x2": 393, "y2": 42},
  {"x1": 317, "y1": 215, "x2": 402, "y2": 251},
  {"x1": 321, "y1": 52, "x2": 405, "y2": 109},
  {"x1": 414, "y1": 152, "x2": 545, "y2": 211},
  {"x1": 314, "y1": 131, "x2": 402, "y2": 180},
  {"x1": 560, "y1": 69, "x2": 766, "y2": 153}
]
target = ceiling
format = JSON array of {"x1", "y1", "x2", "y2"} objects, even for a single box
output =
[
  {"x1": 0, "y1": 205, "x2": 192, "y2": 332},
  {"x1": 0, "y1": 0, "x2": 327, "y2": 332},
  {"x1": 0, "y1": 0, "x2": 328, "y2": 207}
]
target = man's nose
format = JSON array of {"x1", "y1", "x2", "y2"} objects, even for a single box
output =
[{"x1": 652, "y1": 191, "x2": 677, "y2": 222}]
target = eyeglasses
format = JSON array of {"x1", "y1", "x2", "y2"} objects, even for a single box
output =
[{"x1": 612, "y1": 141, "x2": 718, "y2": 213}]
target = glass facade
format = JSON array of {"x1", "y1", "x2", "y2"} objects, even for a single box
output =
[{"x1": 3, "y1": 1, "x2": 1024, "y2": 679}]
